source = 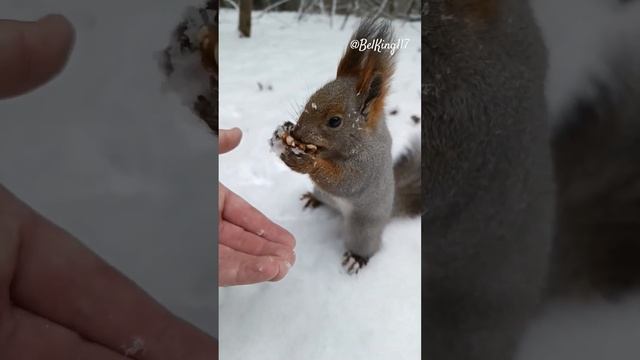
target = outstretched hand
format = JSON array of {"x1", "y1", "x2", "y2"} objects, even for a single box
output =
[
  {"x1": 218, "y1": 129, "x2": 296, "y2": 286},
  {"x1": 0, "y1": 15, "x2": 217, "y2": 359}
]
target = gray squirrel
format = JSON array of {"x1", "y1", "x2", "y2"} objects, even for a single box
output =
[
  {"x1": 276, "y1": 18, "x2": 421, "y2": 274},
  {"x1": 423, "y1": 1, "x2": 554, "y2": 359}
]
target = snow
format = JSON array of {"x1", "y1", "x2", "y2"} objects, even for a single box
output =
[
  {"x1": 218, "y1": 10, "x2": 421, "y2": 360},
  {"x1": 0, "y1": 0, "x2": 217, "y2": 336}
]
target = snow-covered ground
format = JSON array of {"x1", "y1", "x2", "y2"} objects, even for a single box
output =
[
  {"x1": 0, "y1": 0, "x2": 217, "y2": 337},
  {"x1": 218, "y1": 10, "x2": 422, "y2": 360}
]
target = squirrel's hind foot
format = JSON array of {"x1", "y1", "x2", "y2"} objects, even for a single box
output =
[
  {"x1": 342, "y1": 251, "x2": 369, "y2": 275},
  {"x1": 301, "y1": 192, "x2": 323, "y2": 209}
]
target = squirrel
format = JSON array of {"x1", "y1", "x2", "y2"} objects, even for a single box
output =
[
  {"x1": 277, "y1": 18, "x2": 421, "y2": 274},
  {"x1": 423, "y1": 1, "x2": 554, "y2": 359}
]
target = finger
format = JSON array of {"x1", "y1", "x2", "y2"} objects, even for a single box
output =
[
  {"x1": 219, "y1": 219, "x2": 295, "y2": 264},
  {"x1": 218, "y1": 245, "x2": 289, "y2": 286},
  {"x1": 220, "y1": 185, "x2": 296, "y2": 248},
  {"x1": 3, "y1": 307, "x2": 126, "y2": 360},
  {"x1": 0, "y1": 15, "x2": 75, "y2": 99},
  {"x1": 218, "y1": 128, "x2": 242, "y2": 154},
  {"x1": 269, "y1": 257, "x2": 292, "y2": 282},
  {"x1": 0, "y1": 185, "x2": 217, "y2": 360}
]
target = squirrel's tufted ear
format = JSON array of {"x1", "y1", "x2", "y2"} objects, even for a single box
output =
[
  {"x1": 337, "y1": 18, "x2": 395, "y2": 128},
  {"x1": 355, "y1": 51, "x2": 389, "y2": 126},
  {"x1": 360, "y1": 72, "x2": 383, "y2": 117}
]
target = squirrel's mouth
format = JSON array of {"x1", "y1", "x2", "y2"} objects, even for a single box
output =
[
  {"x1": 292, "y1": 133, "x2": 329, "y2": 154},
  {"x1": 274, "y1": 122, "x2": 324, "y2": 154},
  {"x1": 285, "y1": 134, "x2": 320, "y2": 152}
]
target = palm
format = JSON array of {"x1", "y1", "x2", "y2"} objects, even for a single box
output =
[
  {"x1": 217, "y1": 128, "x2": 296, "y2": 287},
  {"x1": 0, "y1": 185, "x2": 217, "y2": 359},
  {"x1": 218, "y1": 184, "x2": 295, "y2": 286}
]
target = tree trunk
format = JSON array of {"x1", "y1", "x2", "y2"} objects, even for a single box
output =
[{"x1": 239, "y1": 0, "x2": 252, "y2": 37}]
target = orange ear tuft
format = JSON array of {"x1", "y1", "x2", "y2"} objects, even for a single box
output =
[
  {"x1": 336, "y1": 18, "x2": 396, "y2": 130},
  {"x1": 359, "y1": 56, "x2": 391, "y2": 130}
]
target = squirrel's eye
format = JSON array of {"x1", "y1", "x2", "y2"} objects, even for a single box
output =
[{"x1": 327, "y1": 116, "x2": 342, "y2": 128}]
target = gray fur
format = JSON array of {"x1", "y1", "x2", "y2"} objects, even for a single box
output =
[
  {"x1": 291, "y1": 79, "x2": 396, "y2": 259},
  {"x1": 423, "y1": 1, "x2": 554, "y2": 359}
]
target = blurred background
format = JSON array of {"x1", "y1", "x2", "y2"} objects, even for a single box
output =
[
  {"x1": 0, "y1": 0, "x2": 217, "y2": 337},
  {"x1": 222, "y1": 0, "x2": 420, "y2": 34},
  {"x1": 522, "y1": 0, "x2": 640, "y2": 359}
]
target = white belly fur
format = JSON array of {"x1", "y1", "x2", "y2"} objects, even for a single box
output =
[{"x1": 328, "y1": 194, "x2": 353, "y2": 217}]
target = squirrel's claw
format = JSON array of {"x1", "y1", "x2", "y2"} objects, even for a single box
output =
[
  {"x1": 300, "y1": 192, "x2": 323, "y2": 209},
  {"x1": 342, "y1": 251, "x2": 369, "y2": 275}
]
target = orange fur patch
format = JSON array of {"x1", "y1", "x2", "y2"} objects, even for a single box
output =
[
  {"x1": 336, "y1": 50, "x2": 360, "y2": 79},
  {"x1": 311, "y1": 158, "x2": 342, "y2": 188},
  {"x1": 360, "y1": 55, "x2": 392, "y2": 130},
  {"x1": 366, "y1": 91, "x2": 387, "y2": 129},
  {"x1": 200, "y1": 26, "x2": 218, "y2": 74}
]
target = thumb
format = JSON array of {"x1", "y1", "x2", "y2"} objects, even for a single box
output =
[
  {"x1": 0, "y1": 14, "x2": 75, "y2": 99},
  {"x1": 219, "y1": 128, "x2": 242, "y2": 154}
]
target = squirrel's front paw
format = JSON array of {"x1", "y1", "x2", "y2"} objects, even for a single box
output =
[
  {"x1": 300, "y1": 192, "x2": 323, "y2": 209},
  {"x1": 280, "y1": 148, "x2": 316, "y2": 174},
  {"x1": 342, "y1": 251, "x2": 369, "y2": 275}
]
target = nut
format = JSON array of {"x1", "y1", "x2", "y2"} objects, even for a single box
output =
[
  {"x1": 285, "y1": 136, "x2": 294, "y2": 146},
  {"x1": 306, "y1": 144, "x2": 317, "y2": 152}
]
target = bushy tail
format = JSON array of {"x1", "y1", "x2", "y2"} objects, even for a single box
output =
[
  {"x1": 549, "y1": 54, "x2": 640, "y2": 297},
  {"x1": 393, "y1": 137, "x2": 422, "y2": 217}
]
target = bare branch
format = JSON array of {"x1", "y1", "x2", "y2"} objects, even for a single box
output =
[
  {"x1": 257, "y1": 0, "x2": 296, "y2": 19},
  {"x1": 224, "y1": 0, "x2": 239, "y2": 10}
]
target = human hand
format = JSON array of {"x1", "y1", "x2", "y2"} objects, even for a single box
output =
[
  {"x1": 0, "y1": 186, "x2": 217, "y2": 359},
  {"x1": 218, "y1": 128, "x2": 296, "y2": 286},
  {"x1": 0, "y1": 15, "x2": 217, "y2": 359},
  {"x1": 0, "y1": 15, "x2": 74, "y2": 98}
]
